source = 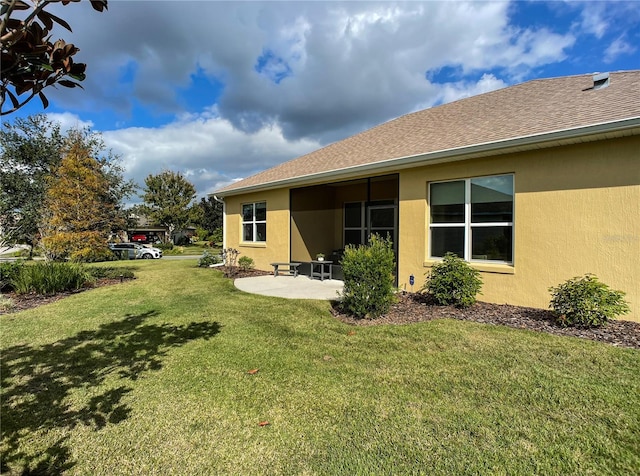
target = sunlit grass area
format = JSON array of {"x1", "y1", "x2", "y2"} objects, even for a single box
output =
[{"x1": 2, "y1": 260, "x2": 639, "y2": 475}]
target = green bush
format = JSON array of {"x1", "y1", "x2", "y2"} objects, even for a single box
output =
[
  {"x1": 422, "y1": 253, "x2": 482, "y2": 308},
  {"x1": 198, "y1": 250, "x2": 221, "y2": 267},
  {"x1": 156, "y1": 242, "x2": 174, "y2": 251},
  {"x1": 209, "y1": 228, "x2": 223, "y2": 245},
  {"x1": 1, "y1": 261, "x2": 23, "y2": 292},
  {"x1": 340, "y1": 234, "x2": 396, "y2": 318},
  {"x1": 549, "y1": 274, "x2": 630, "y2": 327},
  {"x1": 238, "y1": 256, "x2": 255, "y2": 271},
  {"x1": 175, "y1": 235, "x2": 190, "y2": 246},
  {"x1": 11, "y1": 262, "x2": 92, "y2": 295},
  {"x1": 195, "y1": 227, "x2": 210, "y2": 242}
]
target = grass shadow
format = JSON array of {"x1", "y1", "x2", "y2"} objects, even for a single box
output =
[{"x1": 1, "y1": 310, "x2": 221, "y2": 474}]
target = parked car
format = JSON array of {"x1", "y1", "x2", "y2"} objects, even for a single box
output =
[
  {"x1": 131, "y1": 234, "x2": 148, "y2": 243},
  {"x1": 108, "y1": 243, "x2": 163, "y2": 259},
  {"x1": 139, "y1": 244, "x2": 163, "y2": 259}
]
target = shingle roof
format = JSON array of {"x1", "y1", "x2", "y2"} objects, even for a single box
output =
[{"x1": 216, "y1": 71, "x2": 640, "y2": 195}]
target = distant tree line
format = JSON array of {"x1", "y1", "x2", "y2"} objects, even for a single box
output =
[{"x1": 1, "y1": 114, "x2": 222, "y2": 261}]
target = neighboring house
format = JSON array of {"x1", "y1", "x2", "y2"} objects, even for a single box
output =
[
  {"x1": 213, "y1": 71, "x2": 640, "y2": 321},
  {"x1": 127, "y1": 214, "x2": 195, "y2": 244}
]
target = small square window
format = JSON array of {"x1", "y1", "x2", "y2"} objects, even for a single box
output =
[{"x1": 242, "y1": 201, "x2": 266, "y2": 242}]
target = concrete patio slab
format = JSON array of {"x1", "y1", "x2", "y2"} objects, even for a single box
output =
[{"x1": 234, "y1": 275, "x2": 344, "y2": 300}]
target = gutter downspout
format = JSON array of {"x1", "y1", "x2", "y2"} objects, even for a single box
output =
[{"x1": 213, "y1": 195, "x2": 226, "y2": 250}]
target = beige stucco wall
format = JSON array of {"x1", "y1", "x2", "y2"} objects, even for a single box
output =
[
  {"x1": 290, "y1": 186, "x2": 336, "y2": 261},
  {"x1": 398, "y1": 135, "x2": 640, "y2": 321},
  {"x1": 223, "y1": 188, "x2": 291, "y2": 270},
  {"x1": 222, "y1": 136, "x2": 639, "y2": 321}
]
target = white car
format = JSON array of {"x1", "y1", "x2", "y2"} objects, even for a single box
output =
[
  {"x1": 138, "y1": 244, "x2": 163, "y2": 259},
  {"x1": 109, "y1": 243, "x2": 163, "y2": 259}
]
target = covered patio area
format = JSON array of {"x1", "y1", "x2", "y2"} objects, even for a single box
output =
[{"x1": 289, "y1": 173, "x2": 399, "y2": 281}]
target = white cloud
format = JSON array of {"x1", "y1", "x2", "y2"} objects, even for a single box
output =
[
  {"x1": 604, "y1": 36, "x2": 636, "y2": 64},
  {"x1": 45, "y1": 113, "x2": 94, "y2": 134},
  {"x1": 578, "y1": 3, "x2": 608, "y2": 39},
  {"x1": 102, "y1": 114, "x2": 320, "y2": 198},
  {"x1": 47, "y1": 1, "x2": 578, "y2": 142},
  {"x1": 436, "y1": 74, "x2": 508, "y2": 106},
  {"x1": 21, "y1": 1, "x2": 633, "y2": 197}
]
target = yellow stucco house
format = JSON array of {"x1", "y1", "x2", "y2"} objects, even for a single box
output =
[{"x1": 214, "y1": 71, "x2": 640, "y2": 321}]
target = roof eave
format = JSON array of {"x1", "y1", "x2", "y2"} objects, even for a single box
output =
[{"x1": 213, "y1": 117, "x2": 640, "y2": 198}]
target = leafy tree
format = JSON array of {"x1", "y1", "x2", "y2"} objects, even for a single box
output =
[
  {"x1": 0, "y1": 115, "x2": 134, "y2": 256},
  {"x1": 140, "y1": 171, "x2": 196, "y2": 243},
  {"x1": 0, "y1": 114, "x2": 64, "y2": 255},
  {"x1": 191, "y1": 196, "x2": 223, "y2": 235},
  {"x1": 73, "y1": 128, "x2": 137, "y2": 235},
  {"x1": 40, "y1": 137, "x2": 110, "y2": 261},
  {"x1": 39, "y1": 130, "x2": 134, "y2": 262},
  {"x1": 1, "y1": 0, "x2": 108, "y2": 115}
]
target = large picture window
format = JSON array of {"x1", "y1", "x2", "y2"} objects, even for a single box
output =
[
  {"x1": 242, "y1": 202, "x2": 266, "y2": 242},
  {"x1": 429, "y1": 174, "x2": 513, "y2": 263}
]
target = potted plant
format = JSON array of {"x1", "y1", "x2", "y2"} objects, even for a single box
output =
[{"x1": 316, "y1": 253, "x2": 325, "y2": 261}]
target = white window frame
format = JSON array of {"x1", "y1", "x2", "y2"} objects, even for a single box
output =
[
  {"x1": 241, "y1": 201, "x2": 266, "y2": 243},
  {"x1": 428, "y1": 174, "x2": 514, "y2": 264}
]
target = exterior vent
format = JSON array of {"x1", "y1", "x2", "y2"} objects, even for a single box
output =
[{"x1": 593, "y1": 72, "x2": 610, "y2": 90}]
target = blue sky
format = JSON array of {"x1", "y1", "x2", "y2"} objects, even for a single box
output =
[{"x1": 5, "y1": 1, "x2": 639, "y2": 200}]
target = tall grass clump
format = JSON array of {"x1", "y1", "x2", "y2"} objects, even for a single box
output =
[
  {"x1": 1, "y1": 261, "x2": 23, "y2": 292},
  {"x1": 340, "y1": 234, "x2": 396, "y2": 318},
  {"x1": 11, "y1": 262, "x2": 92, "y2": 295}
]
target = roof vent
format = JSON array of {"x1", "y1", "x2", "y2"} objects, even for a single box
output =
[{"x1": 592, "y1": 72, "x2": 610, "y2": 90}]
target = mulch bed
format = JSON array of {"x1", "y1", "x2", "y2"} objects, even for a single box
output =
[
  {"x1": 217, "y1": 265, "x2": 272, "y2": 279},
  {"x1": 331, "y1": 293, "x2": 640, "y2": 349},
  {"x1": 0, "y1": 278, "x2": 133, "y2": 315},
  {"x1": 3, "y1": 270, "x2": 639, "y2": 350}
]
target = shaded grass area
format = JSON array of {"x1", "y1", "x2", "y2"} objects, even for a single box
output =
[{"x1": 1, "y1": 260, "x2": 639, "y2": 475}]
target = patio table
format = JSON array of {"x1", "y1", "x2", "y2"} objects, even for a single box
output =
[{"x1": 310, "y1": 260, "x2": 332, "y2": 281}]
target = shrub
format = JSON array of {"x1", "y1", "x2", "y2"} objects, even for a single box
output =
[
  {"x1": 549, "y1": 274, "x2": 630, "y2": 327},
  {"x1": 11, "y1": 262, "x2": 92, "y2": 295},
  {"x1": 422, "y1": 253, "x2": 482, "y2": 308},
  {"x1": 340, "y1": 234, "x2": 396, "y2": 318},
  {"x1": 238, "y1": 256, "x2": 255, "y2": 271},
  {"x1": 195, "y1": 227, "x2": 209, "y2": 242},
  {"x1": 41, "y1": 231, "x2": 113, "y2": 262},
  {"x1": 198, "y1": 250, "x2": 221, "y2": 267},
  {"x1": 1, "y1": 261, "x2": 23, "y2": 292},
  {"x1": 156, "y1": 242, "x2": 174, "y2": 251},
  {"x1": 209, "y1": 228, "x2": 223, "y2": 245},
  {"x1": 175, "y1": 235, "x2": 190, "y2": 246}
]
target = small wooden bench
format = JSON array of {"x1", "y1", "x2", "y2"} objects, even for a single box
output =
[{"x1": 270, "y1": 262, "x2": 301, "y2": 277}]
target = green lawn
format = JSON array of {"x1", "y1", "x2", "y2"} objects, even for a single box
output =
[
  {"x1": 1, "y1": 260, "x2": 639, "y2": 475},
  {"x1": 161, "y1": 244, "x2": 217, "y2": 256}
]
